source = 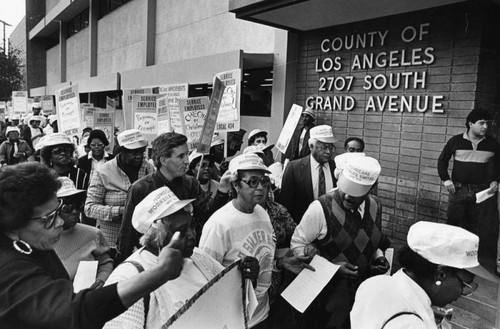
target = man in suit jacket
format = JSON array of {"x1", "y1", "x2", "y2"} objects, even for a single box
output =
[
  {"x1": 284, "y1": 108, "x2": 316, "y2": 161},
  {"x1": 279, "y1": 125, "x2": 337, "y2": 223}
]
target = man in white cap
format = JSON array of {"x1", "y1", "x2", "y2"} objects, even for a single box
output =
[
  {"x1": 279, "y1": 124, "x2": 337, "y2": 223},
  {"x1": 21, "y1": 115, "x2": 45, "y2": 152},
  {"x1": 284, "y1": 107, "x2": 316, "y2": 160},
  {"x1": 291, "y1": 154, "x2": 389, "y2": 329},
  {"x1": 116, "y1": 132, "x2": 232, "y2": 264},
  {"x1": 0, "y1": 126, "x2": 32, "y2": 166},
  {"x1": 85, "y1": 129, "x2": 155, "y2": 259},
  {"x1": 351, "y1": 221, "x2": 498, "y2": 329}
]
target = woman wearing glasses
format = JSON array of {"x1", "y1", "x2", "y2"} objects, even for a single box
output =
[
  {"x1": 0, "y1": 162, "x2": 185, "y2": 329},
  {"x1": 200, "y1": 154, "x2": 313, "y2": 329},
  {"x1": 77, "y1": 129, "x2": 114, "y2": 178},
  {"x1": 350, "y1": 221, "x2": 498, "y2": 329},
  {"x1": 40, "y1": 132, "x2": 89, "y2": 190}
]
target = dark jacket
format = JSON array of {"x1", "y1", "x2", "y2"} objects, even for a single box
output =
[
  {"x1": 284, "y1": 123, "x2": 314, "y2": 161},
  {"x1": 278, "y1": 155, "x2": 336, "y2": 223},
  {"x1": 21, "y1": 126, "x2": 44, "y2": 151},
  {"x1": 77, "y1": 153, "x2": 114, "y2": 176},
  {"x1": 0, "y1": 139, "x2": 32, "y2": 165},
  {"x1": 116, "y1": 170, "x2": 230, "y2": 264},
  {"x1": 0, "y1": 234, "x2": 125, "y2": 328}
]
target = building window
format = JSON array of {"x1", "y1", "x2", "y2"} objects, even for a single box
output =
[
  {"x1": 241, "y1": 67, "x2": 272, "y2": 117},
  {"x1": 67, "y1": 8, "x2": 89, "y2": 38},
  {"x1": 99, "y1": 0, "x2": 132, "y2": 19}
]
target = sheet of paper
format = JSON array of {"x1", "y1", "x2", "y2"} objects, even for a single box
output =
[
  {"x1": 246, "y1": 279, "x2": 258, "y2": 319},
  {"x1": 73, "y1": 260, "x2": 98, "y2": 293},
  {"x1": 476, "y1": 188, "x2": 494, "y2": 204},
  {"x1": 281, "y1": 255, "x2": 339, "y2": 313}
]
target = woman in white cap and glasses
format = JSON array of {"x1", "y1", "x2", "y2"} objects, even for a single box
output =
[
  {"x1": 103, "y1": 186, "x2": 258, "y2": 329},
  {"x1": 350, "y1": 221, "x2": 498, "y2": 329},
  {"x1": 200, "y1": 153, "x2": 313, "y2": 329}
]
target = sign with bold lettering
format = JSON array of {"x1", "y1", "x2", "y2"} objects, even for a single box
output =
[
  {"x1": 123, "y1": 88, "x2": 153, "y2": 130},
  {"x1": 276, "y1": 104, "x2": 304, "y2": 154},
  {"x1": 41, "y1": 95, "x2": 55, "y2": 115},
  {"x1": 215, "y1": 69, "x2": 241, "y2": 132},
  {"x1": 178, "y1": 97, "x2": 209, "y2": 150},
  {"x1": 56, "y1": 85, "x2": 81, "y2": 136},
  {"x1": 132, "y1": 94, "x2": 159, "y2": 143},
  {"x1": 94, "y1": 111, "x2": 115, "y2": 152},
  {"x1": 198, "y1": 77, "x2": 225, "y2": 154},
  {"x1": 12, "y1": 91, "x2": 28, "y2": 115},
  {"x1": 157, "y1": 95, "x2": 171, "y2": 134}
]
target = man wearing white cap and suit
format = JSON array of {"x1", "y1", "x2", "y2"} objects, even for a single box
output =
[
  {"x1": 291, "y1": 154, "x2": 389, "y2": 329},
  {"x1": 279, "y1": 125, "x2": 337, "y2": 223}
]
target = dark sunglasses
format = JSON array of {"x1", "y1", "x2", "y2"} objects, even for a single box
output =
[
  {"x1": 52, "y1": 146, "x2": 73, "y2": 155},
  {"x1": 30, "y1": 199, "x2": 63, "y2": 229},
  {"x1": 60, "y1": 198, "x2": 85, "y2": 214},
  {"x1": 241, "y1": 176, "x2": 271, "y2": 188}
]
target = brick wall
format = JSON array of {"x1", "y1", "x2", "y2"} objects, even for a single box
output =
[{"x1": 294, "y1": 3, "x2": 500, "y2": 243}]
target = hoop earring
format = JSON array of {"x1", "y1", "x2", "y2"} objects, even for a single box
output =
[
  {"x1": 13, "y1": 240, "x2": 32, "y2": 255},
  {"x1": 435, "y1": 280, "x2": 442, "y2": 286}
]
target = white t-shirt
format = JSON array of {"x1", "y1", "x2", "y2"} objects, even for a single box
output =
[{"x1": 199, "y1": 201, "x2": 276, "y2": 328}]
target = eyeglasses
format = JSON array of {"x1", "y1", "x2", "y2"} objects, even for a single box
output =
[
  {"x1": 90, "y1": 143, "x2": 105, "y2": 148},
  {"x1": 52, "y1": 146, "x2": 73, "y2": 155},
  {"x1": 30, "y1": 199, "x2": 63, "y2": 229},
  {"x1": 456, "y1": 273, "x2": 478, "y2": 297},
  {"x1": 316, "y1": 142, "x2": 335, "y2": 153},
  {"x1": 60, "y1": 198, "x2": 85, "y2": 214},
  {"x1": 241, "y1": 176, "x2": 271, "y2": 188}
]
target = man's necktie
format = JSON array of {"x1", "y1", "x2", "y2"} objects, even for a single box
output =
[{"x1": 318, "y1": 163, "x2": 326, "y2": 197}]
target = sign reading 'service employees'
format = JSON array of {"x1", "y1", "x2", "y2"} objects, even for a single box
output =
[
  {"x1": 132, "y1": 94, "x2": 159, "y2": 144},
  {"x1": 12, "y1": 91, "x2": 28, "y2": 115},
  {"x1": 215, "y1": 69, "x2": 241, "y2": 132},
  {"x1": 94, "y1": 111, "x2": 115, "y2": 152},
  {"x1": 157, "y1": 95, "x2": 171, "y2": 134},
  {"x1": 123, "y1": 88, "x2": 153, "y2": 130},
  {"x1": 56, "y1": 85, "x2": 81, "y2": 136},
  {"x1": 41, "y1": 95, "x2": 55, "y2": 115},
  {"x1": 178, "y1": 97, "x2": 209, "y2": 150}
]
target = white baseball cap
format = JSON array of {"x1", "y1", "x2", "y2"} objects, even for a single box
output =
[
  {"x1": 132, "y1": 187, "x2": 195, "y2": 234},
  {"x1": 188, "y1": 150, "x2": 211, "y2": 167},
  {"x1": 29, "y1": 115, "x2": 43, "y2": 123},
  {"x1": 248, "y1": 129, "x2": 267, "y2": 140},
  {"x1": 302, "y1": 108, "x2": 315, "y2": 119},
  {"x1": 42, "y1": 132, "x2": 73, "y2": 147},
  {"x1": 337, "y1": 156, "x2": 381, "y2": 197},
  {"x1": 210, "y1": 136, "x2": 224, "y2": 147},
  {"x1": 117, "y1": 129, "x2": 148, "y2": 150},
  {"x1": 6, "y1": 126, "x2": 20, "y2": 135},
  {"x1": 229, "y1": 153, "x2": 270, "y2": 173},
  {"x1": 57, "y1": 177, "x2": 85, "y2": 198},
  {"x1": 243, "y1": 145, "x2": 264, "y2": 156},
  {"x1": 408, "y1": 221, "x2": 498, "y2": 282},
  {"x1": 310, "y1": 125, "x2": 337, "y2": 144},
  {"x1": 334, "y1": 152, "x2": 366, "y2": 179}
]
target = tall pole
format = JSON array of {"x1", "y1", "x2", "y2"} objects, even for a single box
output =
[{"x1": 0, "y1": 19, "x2": 12, "y2": 54}]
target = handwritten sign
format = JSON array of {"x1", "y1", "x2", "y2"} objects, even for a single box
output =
[
  {"x1": 56, "y1": 84, "x2": 81, "y2": 136},
  {"x1": 215, "y1": 69, "x2": 241, "y2": 132},
  {"x1": 123, "y1": 88, "x2": 153, "y2": 130},
  {"x1": 12, "y1": 91, "x2": 28, "y2": 115},
  {"x1": 178, "y1": 97, "x2": 209, "y2": 150},
  {"x1": 132, "y1": 94, "x2": 159, "y2": 143},
  {"x1": 275, "y1": 104, "x2": 304, "y2": 154}
]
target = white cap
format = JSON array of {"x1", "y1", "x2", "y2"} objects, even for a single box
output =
[
  {"x1": 337, "y1": 156, "x2": 380, "y2": 197},
  {"x1": 334, "y1": 152, "x2": 366, "y2": 179},
  {"x1": 117, "y1": 129, "x2": 148, "y2": 150},
  {"x1": 243, "y1": 145, "x2": 264, "y2": 155},
  {"x1": 29, "y1": 115, "x2": 43, "y2": 123},
  {"x1": 32, "y1": 102, "x2": 41, "y2": 108},
  {"x1": 210, "y1": 136, "x2": 224, "y2": 147},
  {"x1": 248, "y1": 129, "x2": 267, "y2": 140},
  {"x1": 42, "y1": 132, "x2": 73, "y2": 147},
  {"x1": 310, "y1": 125, "x2": 337, "y2": 144},
  {"x1": 408, "y1": 221, "x2": 498, "y2": 282},
  {"x1": 229, "y1": 153, "x2": 270, "y2": 173},
  {"x1": 6, "y1": 126, "x2": 20, "y2": 135},
  {"x1": 57, "y1": 177, "x2": 85, "y2": 197},
  {"x1": 132, "y1": 187, "x2": 195, "y2": 234},
  {"x1": 302, "y1": 108, "x2": 315, "y2": 119},
  {"x1": 188, "y1": 150, "x2": 211, "y2": 166},
  {"x1": 10, "y1": 114, "x2": 20, "y2": 120}
]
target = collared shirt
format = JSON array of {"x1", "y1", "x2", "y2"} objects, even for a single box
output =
[
  {"x1": 88, "y1": 150, "x2": 110, "y2": 178},
  {"x1": 298, "y1": 127, "x2": 308, "y2": 153},
  {"x1": 310, "y1": 155, "x2": 334, "y2": 199},
  {"x1": 290, "y1": 188, "x2": 365, "y2": 255},
  {"x1": 351, "y1": 269, "x2": 436, "y2": 329}
]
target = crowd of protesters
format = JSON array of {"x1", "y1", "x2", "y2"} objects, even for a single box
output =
[{"x1": 0, "y1": 104, "x2": 498, "y2": 329}]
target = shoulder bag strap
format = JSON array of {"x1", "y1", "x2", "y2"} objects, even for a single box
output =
[{"x1": 122, "y1": 260, "x2": 150, "y2": 329}]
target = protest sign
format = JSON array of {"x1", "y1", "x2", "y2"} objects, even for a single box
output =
[
  {"x1": 198, "y1": 77, "x2": 225, "y2": 154},
  {"x1": 215, "y1": 69, "x2": 241, "y2": 133},
  {"x1": 94, "y1": 111, "x2": 115, "y2": 152},
  {"x1": 275, "y1": 104, "x2": 304, "y2": 154},
  {"x1": 132, "y1": 94, "x2": 159, "y2": 144},
  {"x1": 56, "y1": 85, "x2": 81, "y2": 136},
  {"x1": 12, "y1": 91, "x2": 28, "y2": 115},
  {"x1": 157, "y1": 95, "x2": 171, "y2": 134},
  {"x1": 81, "y1": 103, "x2": 95, "y2": 128},
  {"x1": 0, "y1": 102, "x2": 5, "y2": 121},
  {"x1": 41, "y1": 95, "x2": 55, "y2": 115},
  {"x1": 115, "y1": 109, "x2": 124, "y2": 133},
  {"x1": 163, "y1": 260, "x2": 247, "y2": 329},
  {"x1": 123, "y1": 88, "x2": 153, "y2": 130},
  {"x1": 106, "y1": 96, "x2": 116, "y2": 112},
  {"x1": 27, "y1": 98, "x2": 34, "y2": 113},
  {"x1": 156, "y1": 83, "x2": 188, "y2": 98},
  {"x1": 178, "y1": 97, "x2": 209, "y2": 150}
]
